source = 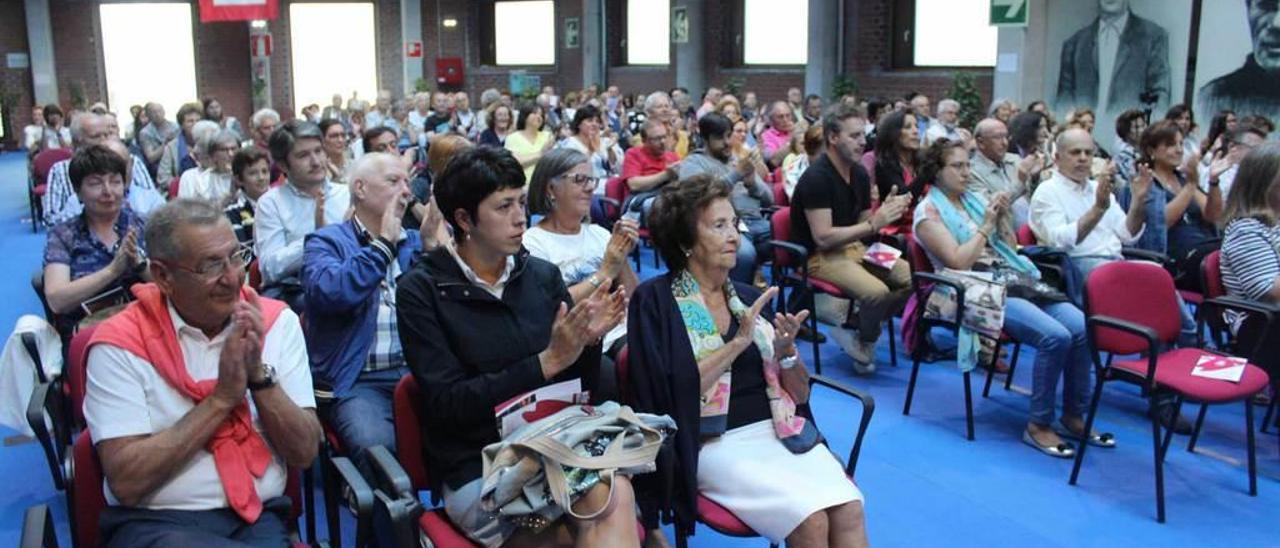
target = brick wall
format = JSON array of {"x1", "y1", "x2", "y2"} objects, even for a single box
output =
[
  {"x1": 194, "y1": 20, "x2": 251, "y2": 127},
  {"x1": 0, "y1": 0, "x2": 34, "y2": 144}
]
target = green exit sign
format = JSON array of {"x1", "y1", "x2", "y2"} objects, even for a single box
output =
[{"x1": 991, "y1": 0, "x2": 1028, "y2": 27}]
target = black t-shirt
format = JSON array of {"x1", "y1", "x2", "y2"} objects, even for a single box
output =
[
  {"x1": 424, "y1": 113, "x2": 453, "y2": 135},
  {"x1": 722, "y1": 315, "x2": 773, "y2": 430},
  {"x1": 790, "y1": 152, "x2": 873, "y2": 252}
]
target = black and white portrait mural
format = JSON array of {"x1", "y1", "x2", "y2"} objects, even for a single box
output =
[
  {"x1": 1043, "y1": 0, "x2": 1193, "y2": 149},
  {"x1": 1195, "y1": 0, "x2": 1280, "y2": 118}
]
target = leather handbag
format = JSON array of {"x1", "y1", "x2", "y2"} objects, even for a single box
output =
[{"x1": 479, "y1": 401, "x2": 675, "y2": 531}]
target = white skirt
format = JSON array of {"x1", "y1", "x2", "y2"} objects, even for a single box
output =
[{"x1": 697, "y1": 419, "x2": 863, "y2": 543}]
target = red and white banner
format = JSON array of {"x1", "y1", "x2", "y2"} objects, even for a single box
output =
[{"x1": 199, "y1": 0, "x2": 278, "y2": 23}]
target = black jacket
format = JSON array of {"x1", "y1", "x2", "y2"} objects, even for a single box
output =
[
  {"x1": 396, "y1": 247, "x2": 600, "y2": 491},
  {"x1": 626, "y1": 273, "x2": 780, "y2": 533}
]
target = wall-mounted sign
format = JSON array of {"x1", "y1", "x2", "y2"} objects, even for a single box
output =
[
  {"x1": 406, "y1": 41, "x2": 423, "y2": 58},
  {"x1": 565, "y1": 18, "x2": 580, "y2": 49},
  {"x1": 6, "y1": 53, "x2": 30, "y2": 69}
]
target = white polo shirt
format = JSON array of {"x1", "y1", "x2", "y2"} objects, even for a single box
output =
[
  {"x1": 1029, "y1": 171, "x2": 1143, "y2": 258},
  {"x1": 83, "y1": 302, "x2": 315, "y2": 511}
]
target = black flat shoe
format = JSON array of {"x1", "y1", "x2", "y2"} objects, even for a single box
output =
[{"x1": 796, "y1": 325, "x2": 826, "y2": 344}]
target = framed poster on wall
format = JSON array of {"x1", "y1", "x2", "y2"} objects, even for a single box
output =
[
  {"x1": 1194, "y1": 0, "x2": 1280, "y2": 120},
  {"x1": 1041, "y1": 0, "x2": 1193, "y2": 148}
]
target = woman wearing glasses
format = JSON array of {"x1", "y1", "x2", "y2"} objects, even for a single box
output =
[
  {"x1": 177, "y1": 129, "x2": 240, "y2": 203},
  {"x1": 525, "y1": 148, "x2": 639, "y2": 364}
]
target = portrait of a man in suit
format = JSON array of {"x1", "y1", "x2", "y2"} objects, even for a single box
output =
[
  {"x1": 1056, "y1": 0, "x2": 1171, "y2": 113},
  {"x1": 1198, "y1": 0, "x2": 1280, "y2": 116}
]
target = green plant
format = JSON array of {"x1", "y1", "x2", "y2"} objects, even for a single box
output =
[
  {"x1": 414, "y1": 78, "x2": 432, "y2": 93},
  {"x1": 831, "y1": 73, "x2": 858, "y2": 100},
  {"x1": 723, "y1": 77, "x2": 746, "y2": 98},
  {"x1": 67, "y1": 81, "x2": 86, "y2": 110},
  {"x1": 947, "y1": 72, "x2": 984, "y2": 131}
]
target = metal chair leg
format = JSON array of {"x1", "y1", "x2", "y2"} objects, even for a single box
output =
[
  {"x1": 1187, "y1": 403, "x2": 1209, "y2": 452},
  {"x1": 303, "y1": 459, "x2": 317, "y2": 543},
  {"x1": 1070, "y1": 379, "x2": 1106, "y2": 485},
  {"x1": 981, "y1": 343, "x2": 1001, "y2": 398},
  {"x1": 903, "y1": 356, "x2": 922, "y2": 415},
  {"x1": 1004, "y1": 343, "x2": 1021, "y2": 391},
  {"x1": 1246, "y1": 400, "x2": 1258, "y2": 496},
  {"x1": 1159, "y1": 397, "x2": 1184, "y2": 462},
  {"x1": 810, "y1": 307, "x2": 822, "y2": 375},
  {"x1": 1151, "y1": 400, "x2": 1167, "y2": 523},
  {"x1": 963, "y1": 371, "x2": 975, "y2": 441},
  {"x1": 886, "y1": 319, "x2": 898, "y2": 367}
]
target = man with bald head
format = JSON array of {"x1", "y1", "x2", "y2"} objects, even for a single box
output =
[
  {"x1": 970, "y1": 118, "x2": 1045, "y2": 229},
  {"x1": 43, "y1": 112, "x2": 159, "y2": 226},
  {"x1": 1030, "y1": 128, "x2": 1148, "y2": 279},
  {"x1": 302, "y1": 152, "x2": 439, "y2": 481}
]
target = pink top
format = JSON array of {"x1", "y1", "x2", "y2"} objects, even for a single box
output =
[{"x1": 761, "y1": 128, "x2": 792, "y2": 160}]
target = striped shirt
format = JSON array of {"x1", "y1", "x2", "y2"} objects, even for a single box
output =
[{"x1": 1220, "y1": 217, "x2": 1280, "y2": 330}]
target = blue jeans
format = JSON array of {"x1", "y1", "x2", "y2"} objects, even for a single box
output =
[
  {"x1": 1002, "y1": 298, "x2": 1092, "y2": 425},
  {"x1": 730, "y1": 218, "x2": 772, "y2": 284},
  {"x1": 328, "y1": 366, "x2": 405, "y2": 480}
]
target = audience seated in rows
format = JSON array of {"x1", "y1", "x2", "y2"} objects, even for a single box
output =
[
  {"x1": 504, "y1": 102, "x2": 554, "y2": 183},
  {"x1": 25, "y1": 104, "x2": 71, "y2": 154},
  {"x1": 203, "y1": 97, "x2": 244, "y2": 141},
  {"x1": 254, "y1": 120, "x2": 351, "y2": 312},
  {"x1": 791, "y1": 105, "x2": 912, "y2": 374},
  {"x1": 396, "y1": 146, "x2": 634, "y2": 546},
  {"x1": 864, "y1": 109, "x2": 922, "y2": 235},
  {"x1": 557, "y1": 104, "x2": 620, "y2": 189},
  {"x1": 137, "y1": 103, "x2": 178, "y2": 176},
  {"x1": 621, "y1": 119, "x2": 681, "y2": 222},
  {"x1": 628, "y1": 174, "x2": 867, "y2": 547},
  {"x1": 679, "y1": 113, "x2": 774, "y2": 285},
  {"x1": 781, "y1": 124, "x2": 824, "y2": 200},
  {"x1": 970, "y1": 118, "x2": 1044, "y2": 231},
  {"x1": 913, "y1": 138, "x2": 1101, "y2": 458},
  {"x1": 924, "y1": 99, "x2": 965, "y2": 146},
  {"x1": 83, "y1": 198, "x2": 320, "y2": 547},
  {"x1": 157, "y1": 103, "x2": 205, "y2": 183},
  {"x1": 761, "y1": 101, "x2": 798, "y2": 169},
  {"x1": 318, "y1": 119, "x2": 353, "y2": 185},
  {"x1": 177, "y1": 129, "x2": 239, "y2": 203},
  {"x1": 1112, "y1": 109, "x2": 1149, "y2": 190}
]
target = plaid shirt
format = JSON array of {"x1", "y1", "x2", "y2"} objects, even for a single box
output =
[
  {"x1": 43, "y1": 155, "x2": 156, "y2": 227},
  {"x1": 352, "y1": 217, "x2": 405, "y2": 372}
]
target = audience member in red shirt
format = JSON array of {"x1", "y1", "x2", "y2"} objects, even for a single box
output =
[{"x1": 621, "y1": 119, "x2": 680, "y2": 223}]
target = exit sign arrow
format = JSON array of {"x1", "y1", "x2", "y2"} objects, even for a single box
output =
[{"x1": 991, "y1": 0, "x2": 1029, "y2": 26}]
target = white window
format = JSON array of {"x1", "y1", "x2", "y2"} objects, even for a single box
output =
[
  {"x1": 743, "y1": 0, "x2": 807, "y2": 65},
  {"x1": 495, "y1": 1, "x2": 555, "y2": 66},
  {"x1": 99, "y1": 3, "x2": 198, "y2": 121},
  {"x1": 913, "y1": 0, "x2": 998, "y2": 67},
  {"x1": 290, "y1": 3, "x2": 379, "y2": 116},
  {"x1": 627, "y1": 0, "x2": 671, "y2": 65}
]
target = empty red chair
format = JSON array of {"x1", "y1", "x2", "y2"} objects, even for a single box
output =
[{"x1": 1070, "y1": 261, "x2": 1270, "y2": 522}]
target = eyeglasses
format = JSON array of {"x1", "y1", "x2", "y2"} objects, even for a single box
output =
[
  {"x1": 556, "y1": 173, "x2": 600, "y2": 190},
  {"x1": 214, "y1": 145, "x2": 239, "y2": 153},
  {"x1": 163, "y1": 246, "x2": 252, "y2": 283}
]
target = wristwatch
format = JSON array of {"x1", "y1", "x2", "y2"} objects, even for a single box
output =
[
  {"x1": 248, "y1": 363, "x2": 278, "y2": 391},
  {"x1": 779, "y1": 353, "x2": 800, "y2": 370}
]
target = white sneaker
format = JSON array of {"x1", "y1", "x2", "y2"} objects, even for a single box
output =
[
  {"x1": 851, "y1": 339, "x2": 878, "y2": 375},
  {"x1": 828, "y1": 326, "x2": 859, "y2": 357}
]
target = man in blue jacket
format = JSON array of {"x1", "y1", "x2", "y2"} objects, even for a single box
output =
[{"x1": 302, "y1": 152, "x2": 442, "y2": 478}]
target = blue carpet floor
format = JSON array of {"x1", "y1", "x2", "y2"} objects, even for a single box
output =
[{"x1": 1, "y1": 150, "x2": 1278, "y2": 547}]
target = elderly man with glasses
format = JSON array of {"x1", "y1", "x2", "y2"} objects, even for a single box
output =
[{"x1": 82, "y1": 198, "x2": 321, "y2": 546}]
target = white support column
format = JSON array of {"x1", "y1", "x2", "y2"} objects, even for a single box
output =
[
  {"x1": 582, "y1": 0, "x2": 605, "y2": 88},
  {"x1": 24, "y1": 0, "x2": 58, "y2": 105}
]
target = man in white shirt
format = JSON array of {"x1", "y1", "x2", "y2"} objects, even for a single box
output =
[
  {"x1": 1030, "y1": 128, "x2": 1148, "y2": 279},
  {"x1": 84, "y1": 199, "x2": 320, "y2": 546},
  {"x1": 925, "y1": 99, "x2": 966, "y2": 146},
  {"x1": 254, "y1": 120, "x2": 351, "y2": 313}
]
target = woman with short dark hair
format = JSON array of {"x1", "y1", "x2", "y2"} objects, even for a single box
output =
[
  {"x1": 396, "y1": 146, "x2": 635, "y2": 547},
  {"x1": 629, "y1": 175, "x2": 867, "y2": 547},
  {"x1": 1113, "y1": 109, "x2": 1149, "y2": 189},
  {"x1": 504, "y1": 102, "x2": 554, "y2": 183},
  {"x1": 557, "y1": 104, "x2": 619, "y2": 185}
]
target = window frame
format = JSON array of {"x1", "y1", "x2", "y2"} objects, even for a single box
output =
[{"x1": 890, "y1": 0, "x2": 997, "y2": 70}]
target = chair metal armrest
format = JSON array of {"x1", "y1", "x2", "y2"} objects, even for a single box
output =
[
  {"x1": 26, "y1": 381, "x2": 64, "y2": 491},
  {"x1": 20, "y1": 504, "x2": 58, "y2": 548},
  {"x1": 328, "y1": 456, "x2": 375, "y2": 547},
  {"x1": 768, "y1": 240, "x2": 809, "y2": 265},
  {"x1": 366, "y1": 445, "x2": 415, "y2": 499},
  {"x1": 1087, "y1": 314, "x2": 1160, "y2": 388},
  {"x1": 1121, "y1": 247, "x2": 1170, "y2": 266},
  {"x1": 809, "y1": 374, "x2": 875, "y2": 477},
  {"x1": 21, "y1": 333, "x2": 49, "y2": 384},
  {"x1": 1202, "y1": 296, "x2": 1280, "y2": 322},
  {"x1": 910, "y1": 272, "x2": 968, "y2": 325}
]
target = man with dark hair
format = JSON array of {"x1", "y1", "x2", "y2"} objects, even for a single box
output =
[
  {"x1": 254, "y1": 120, "x2": 351, "y2": 312},
  {"x1": 1057, "y1": 0, "x2": 1170, "y2": 113},
  {"x1": 790, "y1": 104, "x2": 912, "y2": 374},
  {"x1": 1199, "y1": 0, "x2": 1280, "y2": 115},
  {"x1": 362, "y1": 126, "x2": 399, "y2": 156},
  {"x1": 84, "y1": 198, "x2": 320, "y2": 547},
  {"x1": 678, "y1": 112, "x2": 774, "y2": 284},
  {"x1": 803, "y1": 94, "x2": 824, "y2": 127}
]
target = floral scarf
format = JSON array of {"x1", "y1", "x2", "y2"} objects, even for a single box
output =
[{"x1": 672, "y1": 270, "x2": 820, "y2": 453}]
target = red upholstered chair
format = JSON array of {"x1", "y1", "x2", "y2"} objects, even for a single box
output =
[
  {"x1": 900, "y1": 236, "x2": 1022, "y2": 440},
  {"x1": 605, "y1": 176, "x2": 657, "y2": 270},
  {"x1": 772, "y1": 181, "x2": 789, "y2": 207},
  {"x1": 1069, "y1": 261, "x2": 1270, "y2": 522},
  {"x1": 769, "y1": 206, "x2": 897, "y2": 374},
  {"x1": 17, "y1": 432, "x2": 341, "y2": 548},
  {"x1": 29, "y1": 148, "x2": 71, "y2": 232},
  {"x1": 26, "y1": 324, "x2": 95, "y2": 492},
  {"x1": 247, "y1": 259, "x2": 264, "y2": 291},
  {"x1": 167, "y1": 177, "x2": 181, "y2": 200},
  {"x1": 1015, "y1": 223, "x2": 1037, "y2": 246},
  {"x1": 615, "y1": 346, "x2": 874, "y2": 548}
]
